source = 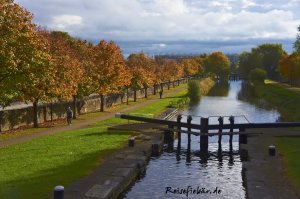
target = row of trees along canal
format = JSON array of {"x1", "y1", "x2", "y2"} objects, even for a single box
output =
[
  {"x1": 236, "y1": 25, "x2": 300, "y2": 85},
  {"x1": 0, "y1": 0, "x2": 231, "y2": 128}
]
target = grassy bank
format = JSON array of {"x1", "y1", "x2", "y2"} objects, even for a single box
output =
[
  {"x1": 257, "y1": 82, "x2": 300, "y2": 121},
  {"x1": 258, "y1": 81, "x2": 300, "y2": 190},
  {"x1": 0, "y1": 84, "x2": 188, "y2": 199}
]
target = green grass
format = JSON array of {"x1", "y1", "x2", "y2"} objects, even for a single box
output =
[
  {"x1": 257, "y1": 83, "x2": 300, "y2": 121},
  {"x1": 260, "y1": 81, "x2": 300, "y2": 191},
  {"x1": 277, "y1": 137, "x2": 300, "y2": 190},
  {"x1": 0, "y1": 120, "x2": 132, "y2": 199},
  {"x1": 0, "y1": 84, "x2": 188, "y2": 199}
]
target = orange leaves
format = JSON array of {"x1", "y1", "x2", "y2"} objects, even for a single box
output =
[
  {"x1": 93, "y1": 40, "x2": 130, "y2": 94},
  {"x1": 180, "y1": 58, "x2": 200, "y2": 77},
  {"x1": 279, "y1": 53, "x2": 300, "y2": 84},
  {"x1": 0, "y1": 0, "x2": 51, "y2": 104},
  {"x1": 127, "y1": 52, "x2": 155, "y2": 89}
]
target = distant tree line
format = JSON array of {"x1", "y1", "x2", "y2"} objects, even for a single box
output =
[{"x1": 237, "y1": 26, "x2": 300, "y2": 85}]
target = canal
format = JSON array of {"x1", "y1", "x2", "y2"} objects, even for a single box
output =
[{"x1": 122, "y1": 81, "x2": 280, "y2": 199}]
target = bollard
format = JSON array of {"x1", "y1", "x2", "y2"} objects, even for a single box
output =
[
  {"x1": 269, "y1": 145, "x2": 276, "y2": 156},
  {"x1": 151, "y1": 144, "x2": 160, "y2": 156},
  {"x1": 128, "y1": 138, "x2": 135, "y2": 147},
  {"x1": 54, "y1": 185, "x2": 64, "y2": 199}
]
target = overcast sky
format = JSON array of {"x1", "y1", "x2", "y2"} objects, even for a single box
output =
[{"x1": 15, "y1": 0, "x2": 300, "y2": 56}]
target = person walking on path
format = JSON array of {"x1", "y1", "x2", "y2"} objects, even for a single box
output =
[{"x1": 66, "y1": 107, "x2": 73, "y2": 126}]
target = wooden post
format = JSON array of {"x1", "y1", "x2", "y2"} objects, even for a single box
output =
[
  {"x1": 218, "y1": 116, "x2": 223, "y2": 144},
  {"x1": 239, "y1": 128, "x2": 247, "y2": 144},
  {"x1": 177, "y1": 115, "x2": 182, "y2": 148},
  {"x1": 187, "y1": 115, "x2": 192, "y2": 150},
  {"x1": 200, "y1": 117, "x2": 209, "y2": 153},
  {"x1": 164, "y1": 125, "x2": 174, "y2": 144},
  {"x1": 152, "y1": 144, "x2": 160, "y2": 156},
  {"x1": 229, "y1": 116, "x2": 234, "y2": 151}
]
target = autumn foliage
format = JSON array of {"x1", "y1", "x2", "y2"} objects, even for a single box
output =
[{"x1": 1, "y1": 0, "x2": 220, "y2": 127}]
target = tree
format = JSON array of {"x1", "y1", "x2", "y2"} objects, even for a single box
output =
[
  {"x1": 0, "y1": 1, "x2": 39, "y2": 106},
  {"x1": 180, "y1": 58, "x2": 200, "y2": 77},
  {"x1": 294, "y1": 26, "x2": 300, "y2": 53},
  {"x1": 93, "y1": 40, "x2": 130, "y2": 111},
  {"x1": 238, "y1": 52, "x2": 261, "y2": 79},
  {"x1": 0, "y1": 1, "x2": 55, "y2": 127},
  {"x1": 204, "y1": 52, "x2": 231, "y2": 81},
  {"x1": 127, "y1": 52, "x2": 154, "y2": 101},
  {"x1": 254, "y1": 44, "x2": 286, "y2": 80},
  {"x1": 278, "y1": 53, "x2": 300, "y2": 85}
]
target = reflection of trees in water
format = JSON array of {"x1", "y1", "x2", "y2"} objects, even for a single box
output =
[
  {"x1": 207, "y1": 82, "x2": 229, "y2": 97},
  {"x1": 237, "y1": 82, "x2": 274, "y2": 111}
]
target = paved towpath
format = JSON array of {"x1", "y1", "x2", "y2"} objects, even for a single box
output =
[
  {"x1": 243, "y1": 128, "x2": 300, "y2": 199},
  {"x1": 0, "y1": 85, "x2": 186, "y2": 148}
]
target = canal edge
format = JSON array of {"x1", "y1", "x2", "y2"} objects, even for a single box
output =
[{"x1": 64, "y1": 108, "x2": 177, "y2": 199}]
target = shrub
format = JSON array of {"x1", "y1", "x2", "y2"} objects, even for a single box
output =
[
  {"x1": 187, "y1": 80, "x2": 200, "y2": 102},
  {"x1": 249, "y1": 68, "x2": 267, "y2": 84}
]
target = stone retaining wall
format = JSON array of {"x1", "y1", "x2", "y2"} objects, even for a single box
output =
[{"x1": 0, "y1": 79, "x2": 186, "y2": 132}]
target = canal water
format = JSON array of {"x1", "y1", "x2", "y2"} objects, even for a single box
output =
[{"x1": 122, "y1": 81, "x2": 280, "y2": 199}]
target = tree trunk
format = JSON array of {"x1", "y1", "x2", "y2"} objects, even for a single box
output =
[
  {"x1": 100, "y1": 94, "x2": 104, "y2": 112},
  {"x1": 160, "y1": 83, "x2": 164, "y2": 92},
  {"x1": 173, "y1": 81, "x2": 175, "y2": 88},
  {"x1": 50, "y1": 101, "x2": 53, "y2": 122},
  {"x1": 153, "y1": 84, "x2": 156, "y2": 95},
  {"x1": 144, "y1": 87, "x2": 148, "y2": 98},
  {"x1": 168, "y1": 80, "x2": 170, "y2": 90},
  {"x1": 134, "y1": 90, "x2": 137, "y2": 102},
  {"x1": 0, "y1": 111, "x2": 3, "y2": 132},
  {"x1": 177, "y1": 79, "x2": 180, "y2": 86},
  {"x1": 33, "y1": 99, "x2": 39, "y2": 128},
  {"x1": 126, "y1": 88, "x2": 129, "y2": 105},
  {"x1": 73, "y1": 95, "x2": 77, "y2": 119}
]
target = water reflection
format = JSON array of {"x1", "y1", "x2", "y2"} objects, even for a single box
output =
[
  {"x1": 208, "y1": 82, "x2": 230, "y2": 97},
  {"x1": 122, "y1": 81, "x2": 280, "y2": 199}
]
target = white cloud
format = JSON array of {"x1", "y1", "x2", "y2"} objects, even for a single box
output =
[
  {"x1": 50, "y1": 15, "x2": 83, "y2": 31},
  {"x1": 14, "y1": 0, "x2": 300, "y2": 54}
]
